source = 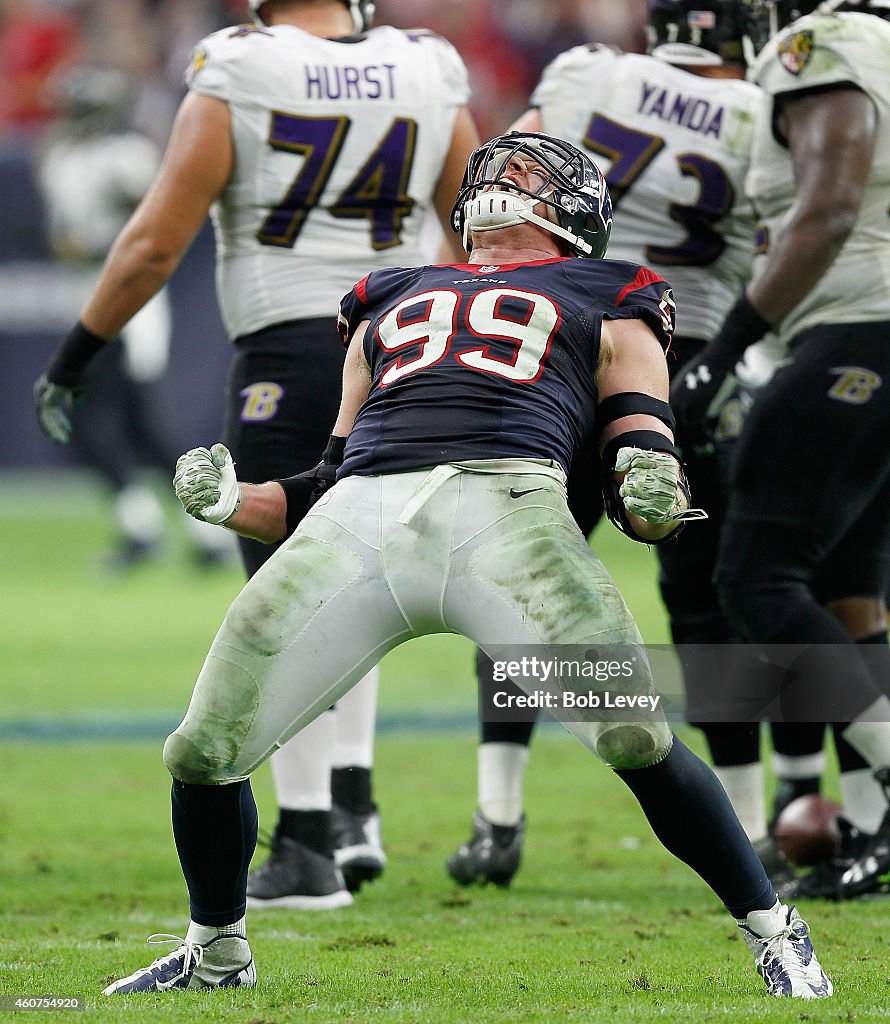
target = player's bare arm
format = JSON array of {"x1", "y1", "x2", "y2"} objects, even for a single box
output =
[
  {"x1": 597, "y1": 317, "x2": 687, "y2": 543},
  {"x1": 81, "y1": 93, "x2": 233, "y2": 340},
  {"x1": 433, "y1": 107, "x2": 481, "y2": 262},
  {"x1": 223, "y1": 480, "x2": 288, "y2": 544},
  {"x1": 332, "y1": 322, "x2": 373, "y2": 436},
  {"x1": 671, "y1": 85, "x2": 878, "y2": 439},
  {"x1": 747, "y1": 87, "x2": 876, "y2": 325},
  {"x1": 34, "y1": 93, "x2": 234, "y2": 446}
]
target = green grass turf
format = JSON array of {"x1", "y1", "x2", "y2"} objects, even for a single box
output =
[
  {"x1": 3, "y1": 736, "x2": 886, "y2": 1023},
  {"x1": 2, "y1": 474, "x2": 884, "y2": 1021}
]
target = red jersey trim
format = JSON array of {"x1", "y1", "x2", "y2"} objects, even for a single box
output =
[
  {"x1": 354, "y1": 273, "x2": 370, "y2": 304},
  {"x1": 615, "y1": 266, "x2": 665, "y2": 307}
]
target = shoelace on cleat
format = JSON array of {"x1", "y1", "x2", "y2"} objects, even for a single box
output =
[
  {"x1": 755, "y1": 913, "x2": 814, "y2": 992},
  {"x1": 141, "y1": 934, "x2": 205, "y2": 985}
]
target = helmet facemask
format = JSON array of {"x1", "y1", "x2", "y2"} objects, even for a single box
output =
[
  {"x1": 745, "y1": 0, "x2": 859, "y2": 52},
  {"x1": 51, "y1": 67, "x2": 132, "y2": 136},
  {"x1": 451, "y1": 132, "x2": 613, "y2": 259}
]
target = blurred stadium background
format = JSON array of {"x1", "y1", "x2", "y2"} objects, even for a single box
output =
[{"x1": 1, "y1": 0, "x2": 648, "y2": 472}]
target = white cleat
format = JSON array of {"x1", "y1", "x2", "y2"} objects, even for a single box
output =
[
  {"x1": 739, "y1": 903, "x2": 832, "y2": 998},
  {"x1": 102, "y1": 934, "x2": 255, "y2": 994}
]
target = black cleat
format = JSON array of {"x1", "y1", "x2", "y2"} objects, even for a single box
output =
[
  {"x1": 793, "y1": 816, "x2": 866, "y2": 900},
  {"x1": 837, "y1": 810, "x2": 890, "y2": 900},
  {"x1": 799, "y1": 770, "x2": 890, "y2": 900},
  {"x1": 331, "y1": 803, "x2": 386, "y2": 893},
  {"x1": 99, "y1": 537, "x2": 161, "y2": 577},
  {"x1": 446, "y1": 811, "x2": 525, "y2": 887},
  {"x1": 247, "y1": 828, "x2": 353, "y2": 909}
]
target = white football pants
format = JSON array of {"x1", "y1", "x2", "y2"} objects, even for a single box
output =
[{"x1": 164, "y1": 460, "x2": 671, "y2": 783}]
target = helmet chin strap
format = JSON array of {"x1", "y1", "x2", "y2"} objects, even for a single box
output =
[{"x1": 463, "y1": 190, "x2": 591, "y2": 255}]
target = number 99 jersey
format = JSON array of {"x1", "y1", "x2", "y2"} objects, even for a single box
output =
[
  {"x1": 337, "y1": 258, "x2": 675, "y2": 478},
  {"x1": 530, "y1": 44, "x2": 762, "y2": 342},
  {"x1": 186, "y1": 23, "x2": 470, "y2": 339}
]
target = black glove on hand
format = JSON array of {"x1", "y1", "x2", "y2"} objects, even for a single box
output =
[
  {"x1": 34, "y1": 322, "x2": 107, "y2": 445},
  {"x1": 670, "y1": 293, "x2": 771, "y2": 448}
]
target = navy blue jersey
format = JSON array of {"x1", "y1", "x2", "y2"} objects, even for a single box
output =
[{"x1": 336, "y1": 257, "x2": 674, "y2": 477}]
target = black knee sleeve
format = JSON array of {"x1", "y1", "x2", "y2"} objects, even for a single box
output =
[
  {"x1": 696, "y1": 723, "x2": 761, "y2": 767},
  {"x1": 171, "y1": 778, "x2": 257, "y2": 926},
  {"x1": 616, "y1": 736, "x2": 774, "y2": 917},
  {"x1": 770, "y1": 722, "x2": 826, "y2": 758}
]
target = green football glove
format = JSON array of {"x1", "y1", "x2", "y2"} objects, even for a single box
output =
[
  {"x1": 173, "y1": 443, "x2": 241, "y2": 524},
  {"x1": 615, "y1": 447, "x2": 705, "y2": 524},
  {"x1": 34, "y1": 374, "x2": 81, "y2": 446}
]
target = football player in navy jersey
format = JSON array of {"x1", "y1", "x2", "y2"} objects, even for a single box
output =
[
  {"x1": 97, "y1": 131, "x2": 832, "y2": 999},
  {"x1": 448, "y1": 0, "x2": 824, "y2": 900}
]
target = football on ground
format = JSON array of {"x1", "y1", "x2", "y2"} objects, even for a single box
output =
[{"x1": 773, "y1": 794, "x2": 842, "y2": 867}]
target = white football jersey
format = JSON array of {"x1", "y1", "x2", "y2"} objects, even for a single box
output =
[
  {"x1": 186, "y1": 23, "x2": 470, "y2": 339},
  {"x1": 532, "y1": 44, "x2": 762, "y2": 341},
  {"x1": 747, "y1": 12, "x2": 890, "y2": 345},
  {"x1": 38, "y1": 132, "x2": 161, "y2": 260}
]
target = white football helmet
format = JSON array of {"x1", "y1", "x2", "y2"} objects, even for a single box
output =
[{"x1": 248, "y1": 0, "x2": 375, "y2": 31}]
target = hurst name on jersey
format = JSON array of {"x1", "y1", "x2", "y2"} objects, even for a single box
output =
[
  {"x1": 337, "y1": 258, "x2": 675, "y2": 477},
  {"x1": 186, "y1": 24, "x2": 469, "y2": 338}
]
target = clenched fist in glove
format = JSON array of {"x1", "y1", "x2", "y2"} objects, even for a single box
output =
[
  {"x1": 174, "y1": 443, "x2": 242, "y2": 525},
  {"x1": 615, "y1": 447, "x2": 706, "y2": 525}
]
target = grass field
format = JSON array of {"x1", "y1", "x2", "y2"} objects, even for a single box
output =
[{"x1": 2, "y1": 473, "x2": 887, "y2": 1023}]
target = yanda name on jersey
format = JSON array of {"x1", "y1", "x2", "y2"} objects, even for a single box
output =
[{"x1": 636, "y1": 81, "x2": 726, "y2": 138}]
